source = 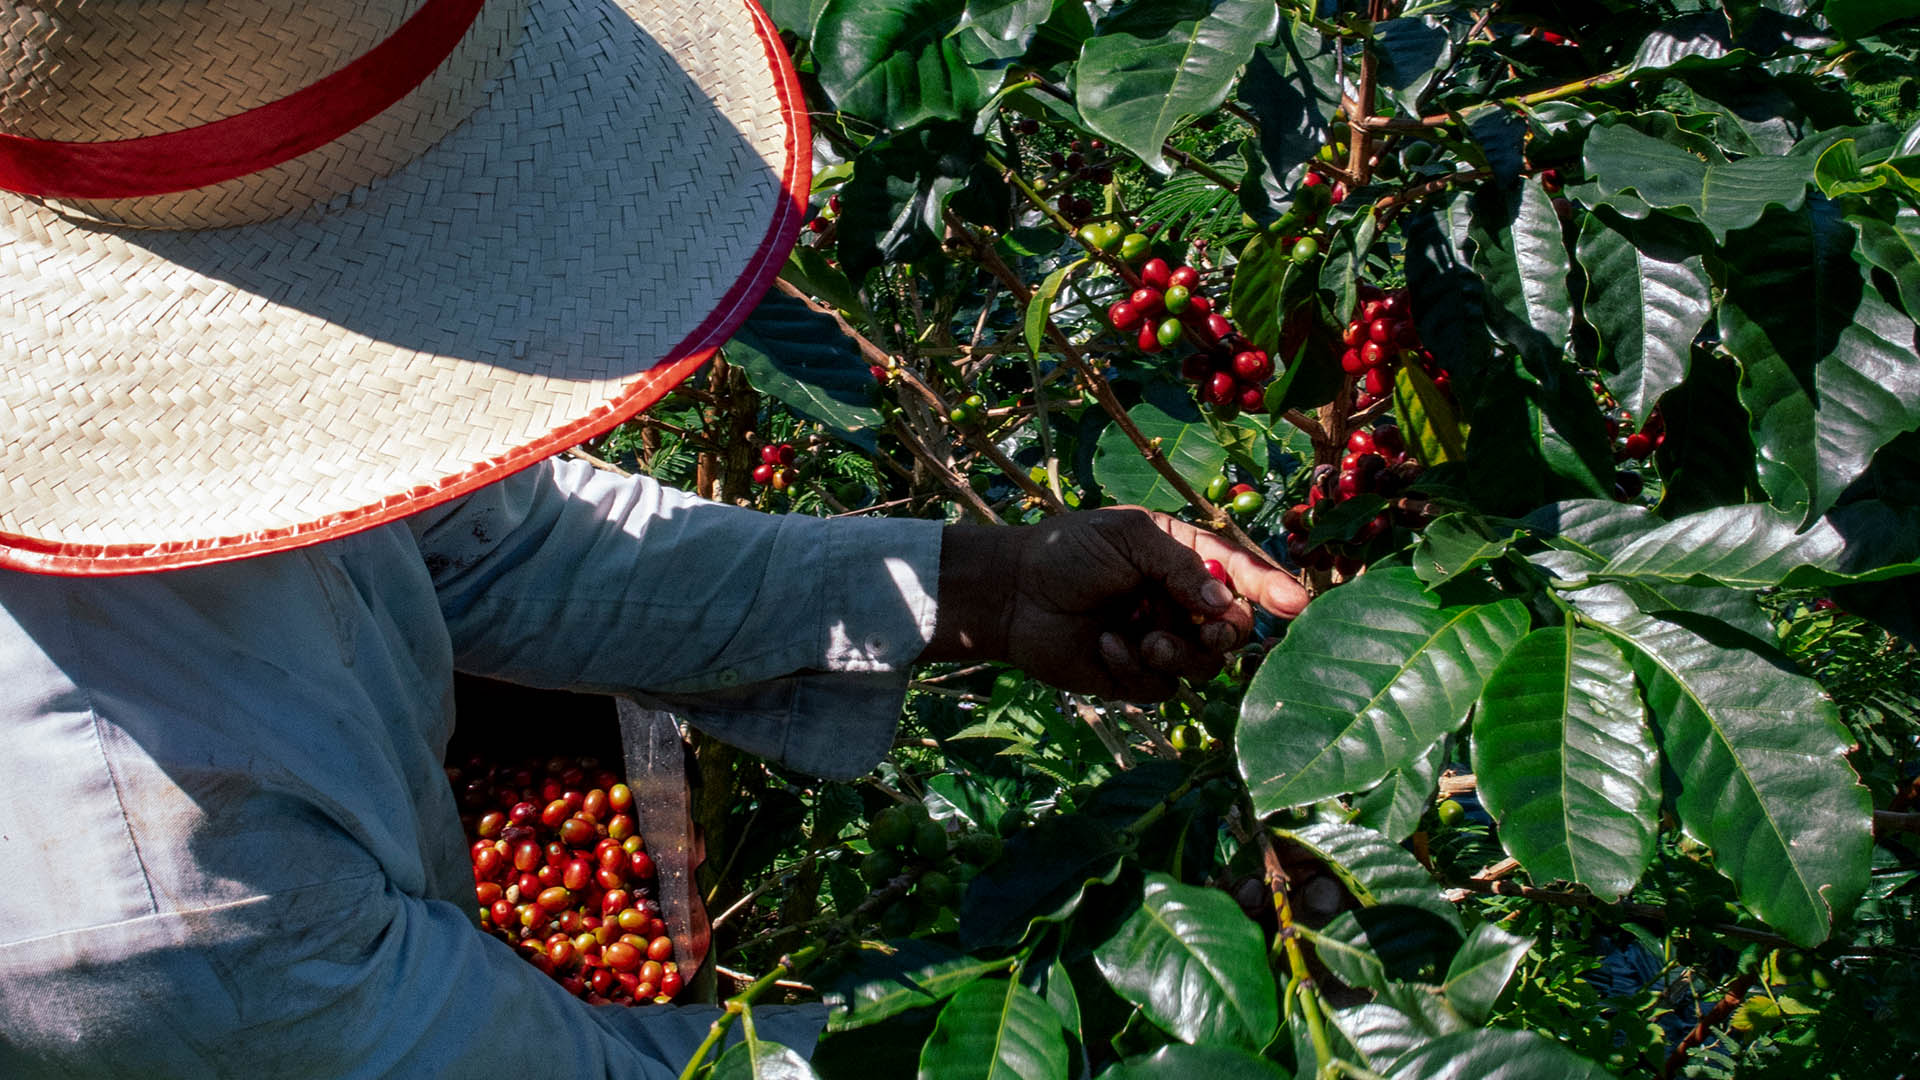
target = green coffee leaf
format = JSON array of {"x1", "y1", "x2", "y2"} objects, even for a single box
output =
[
  {"x1": 1471, "y1": 626, "x2": 1658, "y2": 901},
  {"x1": 918, "y1": 978, "x2": 1068, "y2": 1080},
  {"x1": 729, "y1": 290, "x2": 884, "y2": 452},
  {"x1": 1574, "y1": 211, "x2": 1710, "y2": 419},
  {"x1": 1574, "y1": 586, "x2": 1874, "y2": 946},
  {"x1": 823, "y1": 940, "x2": 1010, "y2": 1031},
  {"x1": 1092, "y1": 394, "x2": 1228, "y2": 511},
  {"x1": 1385, "y1": 1026, "x2": 1613, "y2": 1078},
  {"x1": 1075, "y1": 0, "x2": 1280, "y2": 174},
  {"x1": 1439, "y1": 924, "x2": 1533, "y2": 1026},
  {"x1": 1239, "y1": 568, "x2": 1529, "y2": 813},
  {"x1": 1092, "y1": 873, "x2": 1279, "y2": 1049}
]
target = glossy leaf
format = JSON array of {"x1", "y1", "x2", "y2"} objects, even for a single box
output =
[
  {"x1": 1411, "y1": 514, "x2": 1515, "y2": 586},
  {"x1": 1100, "y1": 1044, "x2": 1288, "y2": 1080},
  {"x1": 1825, "y1": 0, "x2": 1920, "y2": 40},
  {"x1": 1092, "y1": 873, "x2": 1278, "y2": 1049},
  {"x1": 1574, "y1": 211, "x2": 1710, "y2": 419},
  {"x1": 1075, "y1": 0, "x2": 1280, "y2": 175},
  {"x1": 1519, "y1": 499, "x2": 1657, "y2": 561},
  {"x1": 824, "y1": 940, "x2": 1010, "y2": 1031},
  {"x1": 1625, "y1": 12, "x2": 1748, "y2": 78},
  {"x1": 1439, "y1": 923, "x2": 1533, "y2": 1026},
  {"x1": 1374, "y1": 17, "x2": 1451, "y2": 115},
  {"x1": 1238, "y1": 24, "x2": 1340, "y2": 181},
  {"x1": 1092, "y1": 395, "x2": 1228, "y2": 512},
  {"x1": 1598, "y1": 500, "x2": 1920, "y2": 589},
  {"x1": 1469, "y1": 181, "x2": 1573, "y2": 363},
  {"x1": 711, "y1": 1037, "x2": 821, "y2": 1080},
  {"x1": 1352, "y1": 742, "x2": 1444, "y2": 843},
  {"x1": 1273, "y1": 822, "x2": 1457, "y2": 926},
  {"x1": 1850, "y1": 208, "x2": 1920, "y2": 319},
  {"x1": 919, "y1": 978, "x2": 1068, "y2": 1080},
  {"x1": 1582, "y1": 123, "x2": 1811, "y2": 242},
  {"x1": 1326, "y1": 1004, "x2": 1433, "y2": 1074},
  {"x1": 1403, "y1": 199, "x2": 1493, "y2": 398},
  {"x1": 959, "y1": 814, "x2": 1125, "y2": 950},
  {"x1": 1228, "y1": 232, "x2": 1300, "y2": 356},
  {"x1": 836, "y1": 123, "x2": 991, "y2": 279},
  {"x1": 1573, "y1": 586, "x2": 1874, "y2": 945},
  {"x1": 1464, "y1": 353, "x2": 1616, "y2": 511},
  {"x1": 1385, "y1": 1027, "x2": 1613, "y2": 1079},
  {"x1": 1307, "y1": 906, "x2": 1462, "y2": 988},
  {"x1": 730, "y1": 290, "x2": 884, "y2": 452},
  {"x1": 1392, "y1": 364, "x2": 1468, "y2": 466},
  {"x1": 812, "y1": 0, "x2": 995, "y2": 128},
  {"x1": 1239, "y1": 568, "x2": 1529, "y2": 813},
  {"x1": 1728, "y1": 285, "x2": 1920, "y2": 522},
  {"x1": 1471, "y1": 627, "x2": 1659, "y2": 901}
]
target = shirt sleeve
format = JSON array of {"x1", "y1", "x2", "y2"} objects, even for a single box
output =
[{"x1": 406, "y1": 458, "x2": 944, "y2": 779}]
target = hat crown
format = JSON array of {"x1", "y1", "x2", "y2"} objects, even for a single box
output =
[{"x1": 4, "y1": 0, "x2": 417, "y2": 142}]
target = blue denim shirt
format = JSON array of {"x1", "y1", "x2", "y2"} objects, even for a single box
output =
[{"x1": 0, "y1": 458, "x2": 942, "y2": 1077}]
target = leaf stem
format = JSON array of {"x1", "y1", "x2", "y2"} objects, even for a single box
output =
[{"x1": 676, "y1": 943, "x2": 825, "y2": 1080}]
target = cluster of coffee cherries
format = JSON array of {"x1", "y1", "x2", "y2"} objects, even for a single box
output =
[
  {"x1": 1593, "y1": 382, "x2": 1664, "y2": 500},
  {"x1": 1280, "y1": 419, "x2": 1420, "y2": 573},
  {"x1": 806, "y1": 194, "x2": 841, "y2": 236},
  {"x1": 455, "y1": 754, "x2": 681, "y2": 1006},
  {"x1": 752, "y1": 442, "x2": 799, "y2": 490},
  {"x1": 1340, "y1": 285, "x2": 1446, "y2": 411},
  {"x1": 1102, "y1": 255, "x2": 1277, "y2": 417},
  {"x1": 1015, "y1": 116, "x2": 1111, "y2": 222},
  {"x1": 858, "y1": 802, "x2": 1004, "y2": 938}
]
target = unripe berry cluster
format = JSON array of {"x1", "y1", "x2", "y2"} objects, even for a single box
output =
[
  {"x1": 453, "y1": 754, "x2": 682, "y2": 1006},
  {"x1": 858, "y1": 802, "x2": 1004, "y2": 937}
]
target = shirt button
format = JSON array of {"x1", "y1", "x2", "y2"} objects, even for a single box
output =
[
  {"x1": 864, "y1": 633, "x2": 889, "y2": 656},
  {"x1": 716, "y1": 669, "x2": 741, "y2": 686}
]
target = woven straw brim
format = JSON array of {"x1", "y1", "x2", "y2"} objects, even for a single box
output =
[{"x1": 0, "y1": 0, "x2": 806, "y2": 574}]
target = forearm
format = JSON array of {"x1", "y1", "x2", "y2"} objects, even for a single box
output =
[{"x1": 921, "y1": 525, "x2": 1018, "y2": 664}]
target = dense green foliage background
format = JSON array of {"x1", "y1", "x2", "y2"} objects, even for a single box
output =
[{"x1": 587, "y1": 2, "x2": 1920, "y2": 1077}]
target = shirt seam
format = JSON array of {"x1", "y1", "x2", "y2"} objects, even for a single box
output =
[{"x1": 61, "y1": 582, "x2": 160, "y2": 920}]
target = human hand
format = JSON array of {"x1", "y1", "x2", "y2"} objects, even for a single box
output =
[{"x1": 925, "y1": 509, "x2": 1309, "y2": 700}]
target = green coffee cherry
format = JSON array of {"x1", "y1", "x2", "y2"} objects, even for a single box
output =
[
  {"x1": 1205, "y1": 474, "x2": 1231, "y2": 502},
  {"x1": 1436, "y1": 799, "x2": 1467, "y2": 827},
  {"x1": 955, "y1": 831, "x2": 1003, "y2": 865},
  {"x1": 1155, "y1": 318, "x2": 1183, "y2": 347},
  {"x1": 869, "y1": 806, "x2": 912, "y2": 850},
  {"x1": 1231, "y1": 489, "x2": 1264, "y2": 515},
  {"x1": 860, "y1": 849, "x2": 901, "y2": 885},
  {"x1": 1290, "y1": 237, "x2": 1319, "y2": 263},
  {"x1": 1120, "y1": 232, "x2": 1151, "y2": 261},
  {"x1": 1163, "y1": 285, "x2": 1190, "y2": 314},
  {"x1": 913, "y1": 820, "x2": 949, "y2": 860}
]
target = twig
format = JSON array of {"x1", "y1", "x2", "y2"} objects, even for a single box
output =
[
  {"x1": 709, "y1": 852, "x2": 817, "y2": 931},
  {"x1": 713, "y1": 965, "x2": 816, "y2": 993},
  {"x1": 1073, "y1": 698, "x2": 1135, "y2": 769},
  {"x1": 892, "y1": 365, "x2": 1067, "y2": 513},
  {"x1": 564, "y1": 445, "x2": 633, "y2": 476},
  {"x1": 1115, "y1": 702, "x2": 1181, "y2": 760},
  {"x1": 944, "y1": 209, "x2": 1298, "y2": 580},
  {"x1": 888, "y1": 416, "x2": 1005, "y2": 524},
  {"x1": 675, "y1": 944, "x2": 825, "y2": 1080},
  {"x1": 1662, "y1": 973, "x2": 1756, "y2": 1079}
]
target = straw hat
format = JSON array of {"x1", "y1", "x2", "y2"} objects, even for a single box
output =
[{"x1": 0, "y1": 0, "x2": 808, "y2": 574}]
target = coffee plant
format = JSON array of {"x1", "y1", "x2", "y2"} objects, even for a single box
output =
[{"x1": 567, "y1": 1, "x2": 1920, "y2": 1076}]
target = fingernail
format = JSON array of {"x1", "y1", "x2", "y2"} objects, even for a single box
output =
[
  {"x1": 1201, "y1": 580, "x2": 1233, "y2": 609},
  {"x1": 1099, "y1": 632, "x2": 1130, "y2": 667},
  {"x1": 1145, "y1": 636, "x2": 1174, "y2": 666}
]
